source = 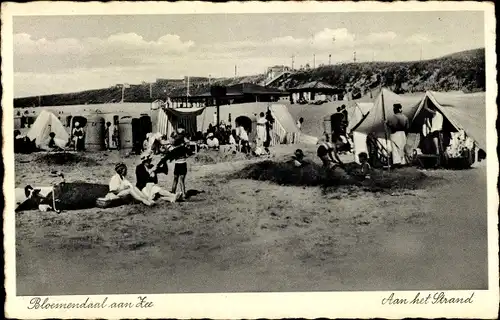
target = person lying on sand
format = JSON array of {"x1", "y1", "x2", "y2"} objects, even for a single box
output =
[
  {"x1": 105, "y1": 163, "x2": 155, "y2": 206},
  {"x1": 136, "y1": 152, "x2": 181, "y2": 203},
  {"x1": 317, "y1": 133, "x2": 343, "y2": 169},
  {"x1": 15, "y1": 185, "x2": 54, "y2": 212},
  {"x1": 16, "y1": 171, "x2": 67, "y2": 213}
]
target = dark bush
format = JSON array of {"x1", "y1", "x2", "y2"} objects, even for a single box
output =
[
  {"x1": 52, "y1": 182, "x2": 109, "y2": 210},
  {"x1": 232, "y1": 160, "x2": 429, "y2": 192}
]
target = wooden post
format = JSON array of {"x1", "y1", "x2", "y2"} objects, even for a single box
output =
[
  {"x1": 216, "y1": 98, "x2": 220, "y2": 128},
  {"x1": 381, "y1": 89, "x2": 391, "y2": 170}
]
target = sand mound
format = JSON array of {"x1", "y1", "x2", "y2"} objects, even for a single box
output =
[
  {"x1": 34, "y1": 152, "x2": 100, "y2": 166},
  {"x1": 232, "y1": 160, "x2": 429, "y2": 192},
  {"x1": 193, "y1": 150, "x2": 254, "y2": 165}
]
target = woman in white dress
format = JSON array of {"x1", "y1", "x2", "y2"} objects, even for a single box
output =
[
  {"x1": 256, "y1": 112, "x2": 267, "y2": 149},
  {"x1": 106, "y1": 163, "x2": 154, "y2": 206}
]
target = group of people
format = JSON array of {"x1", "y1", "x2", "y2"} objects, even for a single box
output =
[
  {"x1": 254, "y1": 110, "x2": 275, "y2": 155},
  {"x1": 291, "y1": 142, "x2": 371, "y2": 181},
  {"x1": 375, "y1": 102, "x2": 443, "y2": 168},
  {"x1": 104, "y1": 125, "x2": 194, "y2": 206},
  {"x1": 186, "y1": 109, "x2": 275, "y2": 156},
  {"x1": 14, "y1": 121, "x2": 87, "y2": 154}
]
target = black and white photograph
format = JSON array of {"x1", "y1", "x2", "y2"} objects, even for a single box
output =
[{"x1": 3, "y1": 2, "x2": 498, "y2": 319}]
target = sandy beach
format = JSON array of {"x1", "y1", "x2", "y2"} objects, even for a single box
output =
[{"x1": 13, "y1": 144, "x2": 488, "y2": 295}]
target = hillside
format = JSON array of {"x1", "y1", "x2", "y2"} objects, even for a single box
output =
[
  {"x1": 274, "y1": 48, "x2": 485, "y2": 98},
  {"x1": 14, "y1": 48, "x2": 485, "y2": 108}
]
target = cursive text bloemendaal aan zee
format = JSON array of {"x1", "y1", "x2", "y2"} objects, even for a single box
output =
[{"x1": 27, "y1": 296, "x2": 153, "y2": 309}]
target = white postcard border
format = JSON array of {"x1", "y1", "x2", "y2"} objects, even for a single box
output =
[{"x1": 2, "y1": 2, "x2": 498, "y2": 319}]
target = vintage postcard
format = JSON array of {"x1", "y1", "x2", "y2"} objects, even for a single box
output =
[{"x1": 2, "y1": 1, "x2": 498, "y2": 319}]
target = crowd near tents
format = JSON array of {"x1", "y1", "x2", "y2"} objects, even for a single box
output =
[
  {"x1": 26, "y1": 110, "x2": 69, "y2": 149},
  {"x1": 347, "y1": 89, "x2": 486, "y2": 167},
  {"x1": 14, "y1": 87, "x2": 486, "y2": 169},
  {"x1": 13, "y1": 87, "x2": 487, "y2": 213}
]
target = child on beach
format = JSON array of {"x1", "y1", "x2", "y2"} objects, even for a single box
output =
[{"x1": 358, "y1": 152, "x2": 372, "y2": 180}]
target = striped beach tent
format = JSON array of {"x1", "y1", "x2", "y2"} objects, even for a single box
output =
[
  {"x1": 268, "y1": 104, "x2": 300, "y2": 144},
  {"x1": 156, "y1": 106, "x2": 206, "y2": 138}
]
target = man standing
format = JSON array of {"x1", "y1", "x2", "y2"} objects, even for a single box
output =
[
  {"x1": 256, "y1": 112, "x2": 268, "y2": 150},
  {"x1": 296, "y1": 117, "x2": 304, "y2": 131},
  {"x1": 423, "y1": 105, "x2": 444, "y2": 155},
  {"x1": 104, "y1": 122, "x2": 114, "y2": 150},
  {"x1": 340, "y1": 104, "x2": 348, "y2": 135},
  {"x1": 330, "y1": 107, "x2": 344, "y2": 143},
  {"x1": 385, "y1": 103, "x2": 409, "y2": 167},
  {"x1": 169, "y1": 127, "x2": 193, "y2": 200},
  {"x1": 264, "y1": 109, "x2": 275, "y2": 154}
]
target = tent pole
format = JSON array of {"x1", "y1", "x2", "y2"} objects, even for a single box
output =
[
  {"x1": 216, "y1": 98, "x2": 220, "y2": 128},
  {"x1": 381, "y1": 89, "x2": 391, "y2": 171}
]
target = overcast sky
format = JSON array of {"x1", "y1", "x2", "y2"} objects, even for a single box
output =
[{"x1": 13, "y1": 11, "x2": 484, "y2": 97}]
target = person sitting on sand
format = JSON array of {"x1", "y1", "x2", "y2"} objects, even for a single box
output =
[
  {"x1": 229, "y1": 129, "x2": 237, "y2": 146},
  {"x1": 106, "y1": 162, "x2": 154, "y2": 206},
  {"x1": 136, "y1": 152, "x2": 181, "y2": 203},
  {"x1": 72, "y1": 122, "x2": 86, "y2": 151},
  {"x1": 143, "y1": 132, "x2": 163, "y2": 154},
  {"x1": 317, "y1": 133, "x2": 343, "y2": 169},
  {"x1": 290, "y1": 149, "x2": 308, "y2": 168},
  {"x1": 358, "y1": 152, "x2": 372, "y2": 180},
  {"x1": 14, "y1": 130, "x2": 24, "y2": 153},
  {"x1": 206, "y1": 132, "x2": 220, "y2": 150},
  {"x1": 237, "y1": 125, "x2": 250, "y2": 154},
  {"x1": 42, "y1": 132, "x2": 66, "y2": 151}
]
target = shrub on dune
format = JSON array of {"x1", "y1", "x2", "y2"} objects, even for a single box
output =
[{"x1": 232, "y1": 160, "x2": 429, "y2": 192}]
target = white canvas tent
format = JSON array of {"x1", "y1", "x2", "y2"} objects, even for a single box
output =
[
  {"x1": 345, "y1": 102, "x2": 374, "y2": 133},
  {"x1": 27, "y1": 110, "x2": 69, "y2": 148},
  {"x1": 350, "y1": 88, "x2": 486, "y2": 164},
  {"x1": 349, "y1": 88, "x2": 422, "y2": 163},
  {"x1": 412, "y1": 91, "x2": 486, "y2": 150}
]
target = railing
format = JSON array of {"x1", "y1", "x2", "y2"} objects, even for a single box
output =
[{"x1": 264, "y1": 71, "x2": 291, "y2": 87}]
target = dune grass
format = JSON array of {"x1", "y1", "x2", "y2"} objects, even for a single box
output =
[{"x1": 232, "y1": 160, "x2": 429, "y2": 192}]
